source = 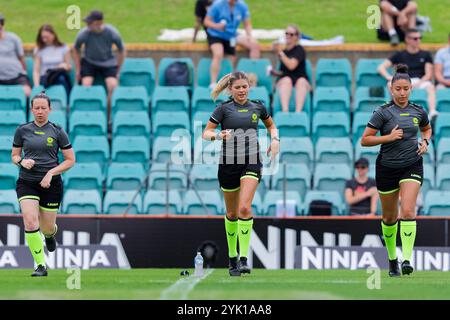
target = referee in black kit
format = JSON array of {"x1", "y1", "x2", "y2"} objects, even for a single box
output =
[
  {"x1": 202, "y1": 71, "x2": 280, "y2": 276},
  {"x1": 11, "y1": 91, "x2": 75, "y2": 276},
  {"x1": 361, "y1": 64, "x2": 432, "y2": 277}
]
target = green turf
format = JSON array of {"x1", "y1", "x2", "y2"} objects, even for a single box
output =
[
  {"x1": 0, "y1": 0, "x2": 447, "y2": 44},
  {"x1": 1, "y1": 269, "x2": 450, "y2": 299}
]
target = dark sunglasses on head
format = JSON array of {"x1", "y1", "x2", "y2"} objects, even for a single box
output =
[
  {"x1": 285, "y1": 32, "x2": 298, "y2": 37},
  {"x1": 408, "y1": 36, "x2": 422, "y2": 40},
  {"x1": 355, "y1": 166, "x2": 367, "y2": 169}
]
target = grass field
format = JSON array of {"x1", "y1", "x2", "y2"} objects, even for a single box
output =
[
  {"x1": 0, "y1": 0, "x2": 448, "y2": 44},
  {"x1": 1, "y1": 269, "x2": 450, "y2": 300}
]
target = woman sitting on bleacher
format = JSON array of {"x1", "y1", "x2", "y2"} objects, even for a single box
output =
[
  {"x1": 33, "y1": 24, "x2": 72, "y2": 97},
  {"x1": 270, "y1": 24, "x2": 311, "y2": 113}
]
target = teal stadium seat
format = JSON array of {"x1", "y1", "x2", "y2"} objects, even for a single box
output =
[
  {"x1": 421, "y1": 138, "x2": 434, "y2": 165},
  {"x1": 437, "y1": 89, "x2": 450, "y2": 113},
  {"x1": 152, "y1": 136, "x2": 191, "y2": 164},
  {"x1": 437, "y1": 138, "x2": 450, "y2": 164},
  {"x1": 236, "y1": 58, "x2": 273, "y2": 94},
  {"x1": 107, "y1": 162, "x2": 146, "y2": 191},
  {"x1": 192, "y1": 111, "x2": 211, "y2": 136},
  {"x1": 191, "y1": 87, "x2": 228, "y2": 113},
  {"x1": 422, "y1": 164, "x2": 435, "y2": 196},
  {"x1": 0, "y1": 136, "x2": 13, "y2": 163},
  {"x1": 355, "y1": 59, "x2": 387, "y2": 87},
  {"x1": 313, "y1": 87, "x2": 350, "y2": 114},
  {"x1": 25, "y1": 56, "x2": 34, "y2": 87},
  {"x1": 410, "y1": 88, "x2": 428, "y2": 111},
  {"x1": 197, "y1": 58, "x2": 233, "y2": 87},
  {"x1": 0, "y1": 163, "x2": 19, "y2": 190},
  {"x1": 63, "y1": 190, "x2": 102, "y2": 214},
  {"x1": 315, "y1": 137, "x2": 353, "y2": 165},
  {"x1": 434, "y1": 114, "x2": 450, "y2": 144},
  {"x1": 354, "y1": 140, "x2": 380, "y2": 168},
  {"x1": 193, "y1": 136, "x2": 221, "y2": 165},
  {"x1": 251, "y1": 191, "x2": 263, "y2": 216},
  {"x1": 0, "y1": 110, "x2": 26, "y2": 136},
  {"x1": 424, "y1": 190, "x2": 450, "y2": 216},
  {"x1": 262, "y1": 190, "x2": 302, "y2": 216},
  {"x1": 273, "y1": 112, "x2": 309, "y2": 137},
  {"x1": 103, "y1": 190, "x2": 142, "y2": 214},
  {"x1": 312, "y1": 111, "x2": 350, "y2": 143},
  {"x1": 272, "y1": 163, "x2": 311, "y2": 199},
  {"x1": 190, "y1": 164, "x2": 219, "y2": 191},
  {"x1": 73, "y1": 136, "x2": 110, "y2": 169},
  {"x1": 279, "y1": 137, "x2": 314, "y2": 169},
  {"x1": 69, "y1": 85, "x2": 107, "y2": 114},
  {"x1": 111, "y1": 86, "x2": 149, "y2": 116},
  {"x1": 30, "y1": 110, "x2": 67, "y2": 132},
  {"x1": 314, "y1": 163, "x2": 352, "y2": 194},
  {"x1": 437, "y1": 164, "x2": 450, "y2": 191},
  {"x1": 143, "y1": 190, "x2": 182, "y2": 214},
  {"x1": 272, "y1": 89, "x2": 311, "y2": 115},
  {"x1": 248, "y1": 86, "x2": 270, "y2": 109},
  {"x1": 152, "y1": 111, "x2": 190, "y2": 137},
  {"x1": 353, "y1": 87, "x2": 388, "y2": 113},
  {"x1": 352, "y1": 112, "x2": 371, "y2": 143},
  {"x1": 31, "y1": 85, "x2": 67, "y2": 112},
  {"x1": 0, "y1": 190, "x2": 19, "y2": 213},
  {"x1": 315, "y1": 58, "x2": 352, "y2": 93},
  {"x1": 119, "y1": 58, "x2": 156, "y2": 97},
  {"x1": 183, "y1": 190, "x2": 223, "y2": 215},
  {"x1": 0, "y1": 85, "x2": 26, "y2": 111},
  {"x1": 148, "y1": 163, "x2": 187, "y2": 190},
  {"x1": 112, "y1": 136, "x2": 150, "y2": 165},
  {"x1": 69, "y1": 111, "x2": 107, "y2": 140},
  {"x1": 63, "y1": 162, "x2": 103, "y2": 191},
  {"x1": 304, "y1": 190, "x2": 344, "y2": 215},
  {"x1": 158, "y1": 57, "x2": 195, "y2": 91},
  {"x1": 151, "y1": 86, "x2": 190, "y2": 114},
  {"x1": 112, "y1": 111, "x2": 150, "y2": 138}
]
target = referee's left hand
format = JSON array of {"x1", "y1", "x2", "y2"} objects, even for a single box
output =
[
  {"x1": 40, "y1": 172, "x2": 53, "y2": 189},
  {"x1": 417, "y1": 141, "x2": 428, "y2": 156}
]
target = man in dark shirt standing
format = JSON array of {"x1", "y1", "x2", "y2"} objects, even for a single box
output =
[
  {"x1": 378, "y1": 28, "x2": 437, "y2": 118},
  {"x1": 344, "y1": 158, "x2": 378, "y2": 215},
  {"x1": 378, "y1": 0, "x2": 418, "y2": 46}
]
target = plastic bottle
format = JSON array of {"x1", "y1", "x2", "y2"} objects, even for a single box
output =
[{"x1": 194, "y1": 252, "x2": 204, "y2": 277}]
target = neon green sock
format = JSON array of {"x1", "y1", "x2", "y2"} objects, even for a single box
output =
[
  {"x1": 238, "y1": 218, "x2": 253, "y2": 258},
  {"x1": 381, "y1": 221, "x2": 398, "y2": 260},
  {"x1": 225, "y1": 216, "x2": 238, "y2": 258},
  {"x1": 400, "y1": 220, "x2": 417, "y2": 261},
  {"x1": 25, "y1": 229, "x2": 45, "y2": 267}
]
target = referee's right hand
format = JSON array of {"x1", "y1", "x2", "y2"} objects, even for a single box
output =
[
  {"x1": 20, "y1": 159, "x2": 35, "y2": 170},
  {"x1": 389, "y1": 125, "x2": 403, "y2": 141}
]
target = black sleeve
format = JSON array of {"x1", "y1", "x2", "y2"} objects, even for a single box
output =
[
  {"x1": 389, "y1": 51, "x2": 401, "y2": 65},
  {"x1": 292, "y1": 46, "x2": 305, "y2": 63},
  {"x1": 210, "y1": 104, "x2": 224, "y2": 124},
  {"x1": 13, "y1": 126, "x2": 23, "y2": 147},
  {"x1": 419, "y1": 108, "x2": 430, "y2": 128},
  {"x1": 424, "y1": 51, "x2": 433, "y2": 64},
  {"x1": 345, "y1": 179, "x2": 354, "y2": 190},
  {"x1": 367, "y1": 109, "x2": 385, "y2": 130},
  {"x1": 260, "y1": 103, "x2": 270, "y2": 120},
  {"x1": 57, "y1": 128, "x2": 72, "y2": 150}
]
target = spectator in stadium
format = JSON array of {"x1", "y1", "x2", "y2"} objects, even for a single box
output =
[
  {"x1": 12, "y1": 91, "x2": 75, "y2": 277},
  {"x1": 0, "y1": 13, "x2": 31, "y2": 97},
  {"x1": 378, "y1": 29, "x2": 437, "y2": 119},
  {"x1": 33, "y1": 24, "x2": 72, "y2": 97},
  {"x1": 361, "y1": 64, "x2": 432, "y2": 277},
  {"x1": 204, "y1": 0, "x2": 260, "y2": 88},
  {"x1": 434, "y1": 33, "x2": 450, "y2": 89},
  {"x1": 73, "y1": 10, "x2": 126, "y2": 116},
  {"x1": 378, "y1": 0, "x2": 418, "y2": 46},
  {"x1": 192, "y1": 0, "x2": 213, "y2": 43},
  {"x1": 344, "y1": 158, "x2": 378, "y2": 216},
  {"x1": 270, "y1": 24, "x2": 311, "y2": 113},
  {"x1": 203, "y1": 71, "x2": 279, "y2": 276}
]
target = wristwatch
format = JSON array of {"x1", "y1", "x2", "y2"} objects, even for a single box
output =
[
  {"x1": 423, "y1": 138, "x2": 429, "y2": 146},
  {"x1": 17, "y1": 158, "x2": 23, "y2": 167},
  {"x1": 272, "y1": 137, "x2": 280, "y2": 142}
]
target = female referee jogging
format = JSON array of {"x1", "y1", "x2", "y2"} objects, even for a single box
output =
[
  {"x1": 361, "y1": 64, "x2": 432, "y2": 277},
  {"x1": 11, "y1": 91, "x2": 75, "y2": 276},
  {"x1": 202, "y1": 71, "x2": 279, "y2": 276}
]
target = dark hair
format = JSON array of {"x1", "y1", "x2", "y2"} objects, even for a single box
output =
[
  {"x1": 211, "y1": 71, "x2": 249, "y2": 101},
  {"x1": 31, "y1": 90, "x2": 51, "y2": 108},
  {"x1": 391, "y1": 64, "x2": 411, "y2": 84},
  {"x1": 406, "y1": 28, "x2": 420, "y2": 36},
  {"x1": 36, "y1": 24, "x2": 64, "y2": 50}
]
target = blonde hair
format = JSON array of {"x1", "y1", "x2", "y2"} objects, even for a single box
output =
[
  {"x1": 211, "y1": 71, "x2": 249, "y2": 101},
  {"x1": 247, "y1": 73, "x2": 258, "y2": 87}
]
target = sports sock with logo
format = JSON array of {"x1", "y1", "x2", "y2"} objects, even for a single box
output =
[
  {"x1": 225, "y1": 216, "x2": 238, "y2": 258},
  {"x1": 238, "y1": 217, "x2": 253, "y2": 258},
  {"x1": 25, "y1": 229, "x2": 45, "y2": 267},
  {"x1": 381, "y1": 221, "x2": 398, "y2": 260},
  {"x1": 400, "y1": 220, "x2": 417, "y2": 261}
]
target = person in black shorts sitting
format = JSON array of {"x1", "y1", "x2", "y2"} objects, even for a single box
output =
[
  {"x1": 11, "y1": 91, "x2": 75, "y2": 276},
  {"x1": 203, "y1": 71, "x2": 279, "y2": 276},
  {"x1": 270, "y1": 24, "x2": 311, "y2": 113},
  {"x1": 378, "y1": 0, "x2": 418, "y2": 46},
  {"x1": 361, "y1": 64, "x2": 432, "y2": 277}
]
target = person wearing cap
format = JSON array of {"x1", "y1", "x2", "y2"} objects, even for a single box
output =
[
  {"x1": 73, "y1": 10, "x2": 126, "y2": 117},
  {"x1": 434, "y1": 33, "x2": 450, "y2": 89},
  {"x1": 344, "y1": 158, "x2": 378, "y2": 216},
  {"x1": 0, "y1": 13, "x2": 31, "y2": 97}
]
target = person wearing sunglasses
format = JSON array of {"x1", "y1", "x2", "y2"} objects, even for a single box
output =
[
  {"x1": 344, "y1": 158, "x2": 378, "y2": 216},
  {"x1": 378, "y1": 0, "x2": 418, "y2": 46},
  {"x1": 434, "y1": 33, "x2": 450, "y2": 89},
  {"x1": 378, "y1": 28, "x2": 437, "y2": 119},
  {"x1": 270, "y1": 24, "x2": 311, "y2": 113}
]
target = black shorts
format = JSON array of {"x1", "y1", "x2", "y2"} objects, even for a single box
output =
[
  {"x1": 16, "y1": 175, "x2": 63, "y2": 212},
  {"x1": 376, "y1": 157, "x2": 423, "y2": 194},
  {"x1": 81, "y1": 58, "x2": 118, "y2": 79},
  {"x1": 207, "y1": 34, "x2": 236, "y2": 56},
  {"x1": 0, "y1": 74, "x2": 30, "y2": 86},
  {"x1": 218, "y1": 162, "x2": 262, "y2": 192}
]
